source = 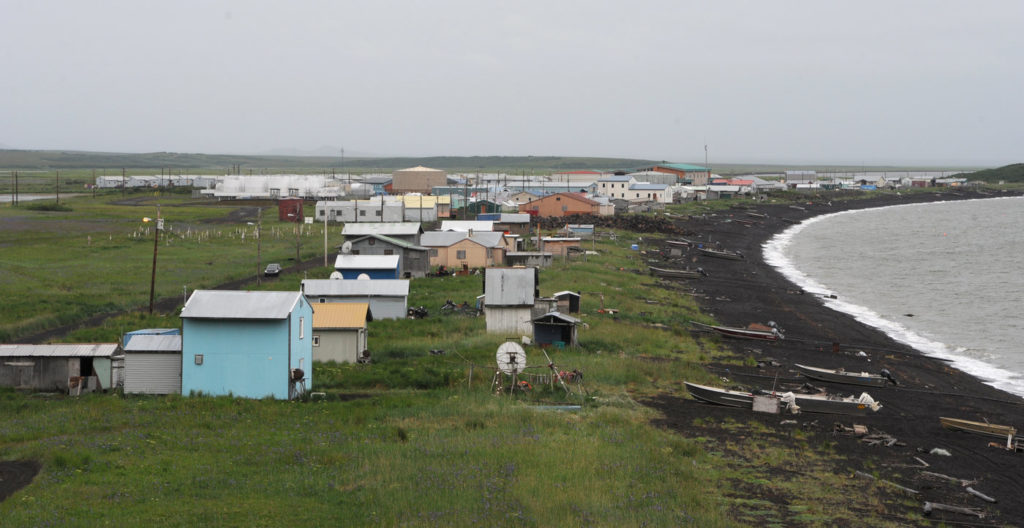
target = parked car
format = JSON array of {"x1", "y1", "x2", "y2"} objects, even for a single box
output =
[{"x1": 264, "y1": 263, "x2": 282, "y2": 277}]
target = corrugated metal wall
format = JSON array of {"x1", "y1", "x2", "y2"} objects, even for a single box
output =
[{"x1": 125, "y1": 354, "x2": 181, "y2": 394}]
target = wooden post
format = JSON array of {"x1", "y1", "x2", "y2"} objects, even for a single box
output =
[{"x1": 148, "y1": 205, "x2": 161, "y2": 314}]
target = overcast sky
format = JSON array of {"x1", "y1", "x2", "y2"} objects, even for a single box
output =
[{"x1": 1, "y1": 1, "x2": 1021, "y2": 165}]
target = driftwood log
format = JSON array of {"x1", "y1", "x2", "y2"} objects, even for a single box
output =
[
  {"x1": 854, "y1": 470, "x2": 920, "y2": 495},
  {"x1": 965, "y1": 487, "x2": 997, "y2": 503}
]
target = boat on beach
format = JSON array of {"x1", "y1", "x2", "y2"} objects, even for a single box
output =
[
  {"x1": 649, "y1": 266, "x2": 707, "y2": 280},
  {"x1": 665, "y1": 239, "x2": 695, "y2": 248},
  {"x1": 699, "y1": 247, "x2": 745, "y2": 260},
  {"x1": 684, "y1": 381, "x2": 882, "y2": 415},
  {"x1": 693, "y1": 322, "x2": 783, "y2": 341},
  {"x1": 795, "y1": 363, "x2": 898, "y2": 387},
  {"x1": 939, "y1": 417, "x2": 1016, "y2": 439}
]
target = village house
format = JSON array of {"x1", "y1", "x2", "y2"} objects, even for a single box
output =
[
  {"x1": 518, "y1": 192, "x2": 602, "y2": 217},
  {"x1": 532, "y1": 312, "x2": 580, "y2": 348},
  {"x1": 312, "y1": 303, "x2": 371, "y2": 364},
  {"x1": 180, "y1": 290, "x2": 313, "y2": 400},
  {"x1": 302, "y1": 278, "x2": 410, "y2": 320},
  {"x1": 441, "y1": 220, "x2": 494, "y2": 232},
  {"x1": 343, "y1": 234, "x2": 429, "y2": 278},
  {"x1": 123, "y1": 334, "x2": 181, "y2": 395},
  {"x1": 639, "y1": 163, "x2": 711, "y2": 186},
  {"x1": 420, "y1": 231, "x2": 509, "y2": 270},
  {"x1": 540, "y1": 236, "x2": 582, "y2": 257},
  {"x1": 477, "y1": 213, "x2": 532, "y2": 236},
  {"x1": 334, "y1": 254, "x2": 401, "y2": 279}
]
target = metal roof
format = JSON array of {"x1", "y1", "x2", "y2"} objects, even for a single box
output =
[
  {"x1": 421, "y1": 231, "x2": 506, "y2": 248},
  {"x1": 123, "y1": 334, "x2": 182, "y2": 353},
  {"x1": 657, "y1": 163, "x2": 708, "y2": 171},
  {"x1": 0, "y1": 343, "x2": 120, "y2": 358},
  {"x1": 334, "y1": 254, "x2": 400, "y2": 270},
  {"x1": 598, "y1": 175, "x2": 633, "y2": 182},
  {"x1": 313, "y1": 303, "x2": 371, "y2": 329},
  {"x1": 181, "y1": 290, "x2": 303, "y2": 320},
  {"x1": 485, "y1": 268, "x2": 535, "y2": 306},
  {"x1": 494, "y1": 213, "x2": 530, "y2": 223},
  {"x1": 630, "y1": 183, "x2": 668, "y2": 190},
  {"x1": 533, "y1": 311, "x2": 580, "y2": 324},
  {"x1": 341, "y1": 222, "x2": 422, "y2": 237},
  {"x1": 552, "y1": 290, "x2": 579, "y2": 298},
  {"x1": 441, "y1": 220, "x2": 494, "y2": 232},
  {"x1": 343, "y1": 234, "x2": 427, "y2": 251},
  {"x1": 302, "y1": 278, "x2": 410, "y2": 297}
]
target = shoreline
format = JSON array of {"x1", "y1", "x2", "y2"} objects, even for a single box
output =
[
  {"x1": 763, "y1": 194, "x2": 1024, "y2": 399},
  {"x1": 645, "y1": 188, "x2": 1024, "y2": 524}
]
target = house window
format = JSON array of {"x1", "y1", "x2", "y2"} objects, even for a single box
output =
[
  {"x1": 562, "y1": 205, "x2": 568, "y2": 212},
  {"x1": 456, "y1": 250, "x2": 467, "y2": 259},
  {"x1": 368, "y1": 239, "x2": 376, "y2": 245},
  {"x1": 312, "y1": 335, "x2": 320, "y2": 347},
  {"x1": 194, "y1": 354, "x2": 203, "y2": 365},
  {"x1": 299, "y1": 317, "x2": 305, "y2": 339},
  {"x1": 383, "y1": 249, "x2": 394, "y2": 255},
  {"x1": 429, "y1": 248, "x2": 438, "y2": 257},
  {"x1": 319, "y1": 298, "x2": 326, "y2": 303},
  {"x1": 359, "y1": 210, "x2": 366, "y2": 217},
  {"x1": 375, "y1": 210, "x2": 382, "y2": 216}
]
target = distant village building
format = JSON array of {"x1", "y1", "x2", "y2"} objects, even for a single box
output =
[
  {"x1": 518, "y1": 192, "x2": 603, "y2": 217},
  {"x1": 641, "y1": 164, "x2": 710, "y2": 186},
  {"x1": 392, "y1": 166, "x2": 447, "y2": 194},
  {"x1": 343, "y1": 234, "x2": 429, "y2": 278},
  {"x1": 341, "y1": 222, "x2": 423, "y2": 246},
  {"x1": 421, "y1": 231, "x2": 509, "y2": 270},
  {"x1": 334, "y1": 254, "x2": 401, "y2": 279}
]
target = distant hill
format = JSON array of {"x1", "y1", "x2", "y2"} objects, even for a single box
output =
[
  {"x1": 955, "y1": 163, "x2": 1024, "y2": 183},
  {"x1": 0, "y1": 148, "x2": 989, "y2": 176},
  {"x1": 0, "y1": 149, "x2": 660, "y2": 173}
]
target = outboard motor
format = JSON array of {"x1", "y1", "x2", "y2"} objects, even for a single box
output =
[{"x1": 880, "y1": 368, "x2": 898, "y2": 386}]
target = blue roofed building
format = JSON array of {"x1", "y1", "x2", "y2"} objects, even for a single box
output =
[{"x1": 180, "y1": 290, "x2": 313, "y2": 400}]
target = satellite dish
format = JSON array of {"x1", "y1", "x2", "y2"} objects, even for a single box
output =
[
  {"x1": 496, "y1": 342, "x2": 527, "y2": 375},
  {"x1": 329, "y1": 271, "x2": 343, "y2": 280},
  {"x1": 357, "y1": 273, "x2": 370, "y2": 280},
  {"x1": 341, "y1": 241, "x2": 353, "y2": 254}
]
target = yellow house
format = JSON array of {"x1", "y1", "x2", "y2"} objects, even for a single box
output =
[{"x1": 420, "y1": 231, "x2": 507, "y2": 270}]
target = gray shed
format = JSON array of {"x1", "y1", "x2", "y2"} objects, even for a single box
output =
[
  {"x1": 0, "y1": 343, "x2": 122, "y2": 394},
  {"x1": 552, "y1": 291, "x2": 581, "y2": 313},
  {"x1": 302, "y1": 278, "x2": 410, "y2": 320},
  {"x1": 532, "y1": 312, "x2": 580, "y2": 347},
  {"x1": 123, "y1": 334, "x2": 182, "y2": 395},
  {"x1": 483, "y1": 267, "x2": 538, "y2": 335}
]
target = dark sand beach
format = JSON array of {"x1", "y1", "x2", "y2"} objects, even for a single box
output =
[{"x1": 642, "y1": 189, "x2": 1024, "y2": 525}]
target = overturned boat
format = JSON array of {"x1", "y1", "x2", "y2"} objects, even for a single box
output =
[
  {"x1": 795, "y1": 364, "x2": 898, "y2": 388},
  {"x1": 698, "y1": 247, "x2": 744, "y2": 260},
  {"x1": 649, "y1": 266, "x2": 707, "y2": 280},
  {"x1": 693, "y1": 322, "x2": 783, "y2": 341}
]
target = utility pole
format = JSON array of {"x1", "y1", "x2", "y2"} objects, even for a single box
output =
[
  {"x1": 295, "y1": 203, "x2": 301, "y2": 265},
  {"x1": 148, "y1": 205, "x2": 162, "y2": 314},
  {"x1": 92, "y1": 169, "x2": 96, "y2": 198},
  {"x1": 256, "y1": 207, "x2": 262, "y2": 285},
  {"x1": 55, "y1": 170, "x2": 60, "y2": 205},
  {"x1": 323, "y1": 202, "x2": 329, "y2": 267}
]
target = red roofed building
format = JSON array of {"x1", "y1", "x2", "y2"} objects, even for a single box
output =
[{"x1": 518, "y1": 192, "x2": 600, "y2": 218}]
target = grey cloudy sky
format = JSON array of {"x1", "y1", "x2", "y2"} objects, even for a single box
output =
[{"x1": 1, "y1": 1, "x2": 1021, "y2": 165}]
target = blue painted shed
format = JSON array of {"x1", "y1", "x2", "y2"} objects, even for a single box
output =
[
  {"x1": 180, "y1": 290, "x2": 313, "y2": 400},
  {"x1": 123, "y1": 328, "x2": 180, "y2": 348},
  {"x1": 333, "y1": 254, "x2": 400, "y2": 279}
]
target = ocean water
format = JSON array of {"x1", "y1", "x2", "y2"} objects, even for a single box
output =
[{"x1": 764, "y1": 196, "x2": 1024, "y2": 397}]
